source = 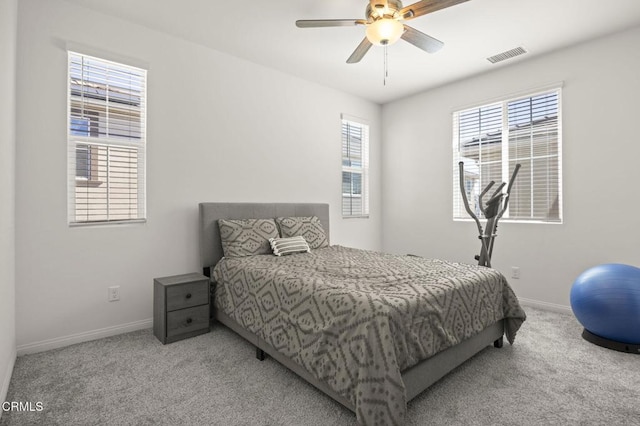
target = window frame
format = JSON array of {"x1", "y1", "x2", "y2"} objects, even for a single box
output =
[
  {"x1": 452, "y1": 86, "x2": 563, "y2": 224},
  {"x1": 341, "y1": 114, "x2": 370, "y2": 219},
  {"x1": 67, "y1": 51, "x2": 147, "y2": 226}
]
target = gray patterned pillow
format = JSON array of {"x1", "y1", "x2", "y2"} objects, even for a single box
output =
[
  {"x1": 218, "y1": 218, "x2": 279, "y2": 258},
  {"x1": 275, "y1": 216, "x2": 329, "y2": 249}
]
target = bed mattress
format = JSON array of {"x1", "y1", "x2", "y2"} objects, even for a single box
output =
[{"x1": 212, "y1": 245, "x2": 526, "y2": 425}]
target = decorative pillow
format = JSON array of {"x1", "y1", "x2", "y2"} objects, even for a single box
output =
[
  {"x1": 218, "y1": 218, "x2": 279, "y2": 258},
  {"x1": 269, "y1": 236, "x2": 311, "y2": 256},
  {"x1": 275, "y1": 216, "x2": 329, "y2": 249}
]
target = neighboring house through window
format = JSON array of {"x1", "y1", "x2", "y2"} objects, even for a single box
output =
[
  {"x1": 453, "y1": 87, "x2": 562, "y2": 223},
  {"x1": 341, "y1": 114, "x2": 369, "y2": 218},
  {"x1": 67, "y1": 52, "x2": 147, "y2": 225},
  {"x1": 70, "y1": 117, "x2": 91, "y2": 180}
]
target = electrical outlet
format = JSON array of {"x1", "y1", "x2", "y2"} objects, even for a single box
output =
[
  {"x1": 511, "y1": 267, "x2": 520, "y2": 279},
  {"x1": 108, "y1": 286, "x2": 120, "y2": 302}
]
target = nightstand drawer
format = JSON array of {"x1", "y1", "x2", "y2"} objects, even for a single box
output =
[
  {"x1": 166, "y1": 281, "x2": 208, "y2": 311},
  {"x1": 166, "y1": 305, "x2": 209, "y2": 338}
]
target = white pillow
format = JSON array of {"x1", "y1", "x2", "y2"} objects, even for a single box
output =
[{"x1": 269, "y1": 236, "x2": 311, "y2": 256}]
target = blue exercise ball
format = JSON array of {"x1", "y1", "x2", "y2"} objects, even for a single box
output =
[{"x1": 570, "y1": 263, "x2": 640, "y2": 344}]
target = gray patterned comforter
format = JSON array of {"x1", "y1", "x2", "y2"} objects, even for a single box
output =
[{"x1": 212, "y1": 245, "x2": 526, "y2": 426}]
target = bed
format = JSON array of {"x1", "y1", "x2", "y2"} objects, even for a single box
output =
[{"x1": 199, "y1": 202, "x2": 526, "y2": 426}]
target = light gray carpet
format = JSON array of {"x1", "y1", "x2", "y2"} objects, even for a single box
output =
[{"x1": 2, "y1": 307, "x2": 638, "y2": 425}]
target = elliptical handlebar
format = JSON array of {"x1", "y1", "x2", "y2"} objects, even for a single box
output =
[
  {"x1": 458, "y1": 161, "x2": 483, "y2": 237},
  {"x1": 498, "y1": 163, "x2": 521, "y2": 220}
]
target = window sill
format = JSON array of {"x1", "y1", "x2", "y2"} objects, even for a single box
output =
[
  {"x1": 453, "y1": 218, "x2": 562, "y2": 225},
  {"x1": 69, "y1": 218, "x2": 147, "y2": 228}
]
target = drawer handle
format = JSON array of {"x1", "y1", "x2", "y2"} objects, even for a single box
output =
[
  {"x1": 186, "y1": 318, "x2": 193, "y2": 325},
  {"x1": 185, "y1": 293, "x2": 192, "y2": 299}
]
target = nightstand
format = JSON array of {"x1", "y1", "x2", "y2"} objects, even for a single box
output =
[{"x1": 153, "y1": 273, "x2": 210, "y2": 344}]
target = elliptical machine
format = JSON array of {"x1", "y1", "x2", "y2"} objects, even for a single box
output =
[{"x1": 458, "y1": 161, "x2": 520, "y2": 268}]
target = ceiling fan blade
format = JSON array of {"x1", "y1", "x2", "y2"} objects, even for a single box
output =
[
  {"x1": 296, "y1": 19, "x2": 366, "y2": 28},
  {"x1": 346, "y1": 38, "x2": 373, "y2": 64},
  {"x1": 401, "y1": 25, "x2": 444, "y2": 53},
  {"x1": 369, "y1": 0, "x2": 389, "y2": 18},
  {"x1": 400, "y1": 0, "x2": 469, "y2": 20}
]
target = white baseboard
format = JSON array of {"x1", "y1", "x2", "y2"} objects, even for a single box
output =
[
  {"x1": 16, "y1": 318, "x2": 152, "y2": 356},
  {"x1": 519, "y1": 297, "x2": 573, "y2": 315},
  {"x1": 0, "y1": 347, "x2": 17, "y2": 419}
]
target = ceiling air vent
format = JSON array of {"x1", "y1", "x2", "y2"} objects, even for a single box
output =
[{"x1": 487, "y1": 46, "x2": 527, "y2": 64}]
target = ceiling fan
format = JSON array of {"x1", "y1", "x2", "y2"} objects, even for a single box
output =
[{"x1": 296, "y1": 0, "x2": 469, "y2": 64}]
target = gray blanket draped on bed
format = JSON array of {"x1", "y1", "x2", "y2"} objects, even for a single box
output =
[{"x1": 213, "y1": 245, "x2": 526, "y2": 426}]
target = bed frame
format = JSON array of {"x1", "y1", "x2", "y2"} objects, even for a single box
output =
[{"x1": 198, "y1": 202, "x2": 505, "y2": 412}]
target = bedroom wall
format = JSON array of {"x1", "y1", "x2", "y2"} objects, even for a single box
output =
[
  {"x1": 0, "y1": 0, "x2": 18, "y2": 406},
  {"x1": 381, "y1": 25, "x2": 640, "y2": 311},
  {"x1": 15, "y1": 0, "x2": 382, "y2": 352}
]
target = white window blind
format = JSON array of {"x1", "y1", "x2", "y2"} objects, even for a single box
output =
[
  {"x1": 341, "y1": 115, "x2": 369, "y2": 217},
  {"x1": 67, "y1": 52, "x2": 147, "y2": 225},
  {"x1": 453, "y1": 88, "x2": 562, "y2": 223}
]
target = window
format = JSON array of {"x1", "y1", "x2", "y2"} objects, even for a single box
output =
[
  {"x1": 67, "y1": 52, "x2": 147, "y2": 225},
  {"x1": 453, "y1": 88, "x2": 561, "y2": 223},
  {"x1": 341, "y1": 115, "x2": 369, "y2": 217}
]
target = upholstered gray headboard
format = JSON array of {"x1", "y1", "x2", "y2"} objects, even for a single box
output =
[{"x1": 198, "y1": 202, "x2": 330, "y2": 274}]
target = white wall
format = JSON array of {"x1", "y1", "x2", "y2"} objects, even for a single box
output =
[
  {"x1": 382, "y1": 26, "x2": 640, "y2": 311},
  {"x1": 15, "y1": 0, "x2": 382, "y2": 352},
  {"x1": 0, "y1": 0, "x2": 18, "y2": 406}
]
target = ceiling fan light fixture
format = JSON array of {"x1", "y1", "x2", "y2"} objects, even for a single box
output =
[{"x1": 366, "y1": 18, "x2": 404, "y2": 46}]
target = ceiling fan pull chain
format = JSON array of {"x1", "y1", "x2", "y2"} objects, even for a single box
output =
[{"x1": 384, "y1": 44, "x2": 388, "y2": 86}]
